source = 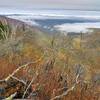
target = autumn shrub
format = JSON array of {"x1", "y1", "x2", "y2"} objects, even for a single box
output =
[{"x1": 0, "y1": 19, "x2": 99, "y2": 100}]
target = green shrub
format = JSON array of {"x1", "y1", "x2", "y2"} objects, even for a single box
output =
[{"x1": 0, "y1": 20, "x2": 11, "y2": 40}]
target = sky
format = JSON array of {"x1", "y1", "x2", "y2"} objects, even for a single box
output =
[{"x1": 0, "y1": 0, "x2": 100, "y2": 10}]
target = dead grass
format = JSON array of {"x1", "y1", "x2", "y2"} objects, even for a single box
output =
[{"x1": 0, "y1": 19, "x2": 99, "y2": 100}]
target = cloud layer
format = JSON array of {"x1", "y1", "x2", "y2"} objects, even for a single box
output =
[{"x1": 0, "y1": 0, "x2": 100, "y2": 10}]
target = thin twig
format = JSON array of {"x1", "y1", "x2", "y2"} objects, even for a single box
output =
[
  {"x1": 51, "y1": 74, "x2": 80, "y2": 100},
  {"x1": 5, "y1": 52, "x2": 45, "y2": 82},
  {"x1": 11, "y1": 76, "x2": 27, "y2": 85},
  {"x1": 5, "y1": 62, "x2": 32, "y2": 82},
  {"x1": 22, "y1": 73, "x2": 38, "y2": 98},
  {"x1": 56, "y1": 87, "x2": 68, "y2": 92},
  {"x1": 5, "y1": 92, "x2": 17, "y2": 100}
]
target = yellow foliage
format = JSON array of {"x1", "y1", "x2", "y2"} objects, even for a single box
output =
[
  {"x1": 57, "y1": 52, "x2": 66, "y2": 60},
  {"x1": 22, "y1": 43, "x2": 42, "y2": 61},
  {"x1": 23, "y1": 43, "x2": 34, "y2": 56},
  {"x1": 96, "y1": 47, "x2": 100, "y2": 51},
  {"x1": 73, "y1": 38, "x2": 81, "y2": 49}
]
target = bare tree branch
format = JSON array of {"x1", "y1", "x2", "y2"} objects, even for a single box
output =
[
  {"x1": 5, "y1": 92, "x2": 17, "y2": 100},
  {"x1": 11, "y1": 76, "x2": 27, "y2": 85},
  {"x1": 51, "y1": 74, "x2": 80, "y2": 100},
  {"x1": 5, "y1": 52, "x2": 45, "y2": 82},
  {"x1": 22, "y1": 72, "x2": 39, "y2": 98}
]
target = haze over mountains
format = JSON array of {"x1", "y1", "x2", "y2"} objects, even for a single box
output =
[
  {"x1": 0, "y1": 0, "x2": 100, "y2": 34},
  {"x1": 0, "y1": 8, "x2": 100, "y2": 33}
]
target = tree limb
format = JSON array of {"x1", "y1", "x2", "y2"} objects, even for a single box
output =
[
  {"x1": 51, "y1": 74, "x2": 80, "y2": 100},
  {"x1": 5, "y1": 52, "x2": 45, "y2": 82},
  {"x1": 22, "y1": 72, "x2": 39, "y2": 98}
]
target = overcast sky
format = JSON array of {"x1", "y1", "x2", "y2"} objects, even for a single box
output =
[{"x1": 0, "y1": 0, "x2": 100, "y2": 10}]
